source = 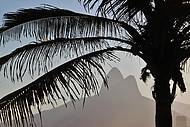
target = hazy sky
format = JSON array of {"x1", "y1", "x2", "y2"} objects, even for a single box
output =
[{"x1": 0, "y1": 0, "x2": 190, "y2": 104}]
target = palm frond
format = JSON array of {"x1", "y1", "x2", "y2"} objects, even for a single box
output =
[
  {"x1": 168, "y1": 15, "x2": 190, "y2": 49},
  {"x1": 0, "y1": 5, "x2": 122, "y2": 45},
  {"x1": 171, "y1": 69, "x2": 186, "y2": 93},
  {"x1": 165, "y1": 0, "x2": 190, "y2": 18},
  {"x1": 140, "y1": 66, "x2": 150, "y2": 82},
  {"x1": 0, "y1": 37, "x2": 132, "y2": 82},
  {"x1": 79, "y1": 0, "x2": 153, "y2": 20},
  {"x1": 121, "y1": 23, "x2": 144, "y2": 44},
  {"x1": 0, "y1": 48, "x2": 121, "y2": 127}
]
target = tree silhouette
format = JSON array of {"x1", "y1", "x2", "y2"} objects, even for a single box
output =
[{"x1": 0, "y1": 0, "x2": 189, "y2": 127}]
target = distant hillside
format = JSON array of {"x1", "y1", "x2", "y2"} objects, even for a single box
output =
[
  {"x1": 2, "y1": 67, "x2": 190, "y2": 127},
  {"x1": 33, "y1": 68, "x2": 155, "y2": 127},
  {"x1": 30, "y1": 67, "x2": 188, "y2": 127}
]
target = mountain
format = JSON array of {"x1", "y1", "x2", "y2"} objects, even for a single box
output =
[
  {"x1": 2, "y1": 67, "x2": 190, "y2": 127},
  {"x1": 31, "y1": 67, "x2": 190, "y2": 127},
  {"x1": 31, "y1": 67, "x2": 155, "y2": 127}
]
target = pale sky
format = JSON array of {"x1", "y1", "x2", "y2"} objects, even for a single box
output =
[{"x1": 0, "y1": 0, "x2": 190, "y2": 105}]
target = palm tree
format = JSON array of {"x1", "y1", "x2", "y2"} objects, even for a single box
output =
[{"x1": 0, "y1": 0, "x2": 190, "y2": 127}]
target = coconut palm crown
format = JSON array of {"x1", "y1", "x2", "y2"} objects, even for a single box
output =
[{"x1": 0, "y1": 0, "x2": 190, "y2": 127}]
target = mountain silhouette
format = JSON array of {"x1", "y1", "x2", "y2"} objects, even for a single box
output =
[
  {"x1": 33, "y1": 67, "x2": 156, "y2": 127},
  {"x1": 1, "y1": 67, "x2": 189, "y2": 127},
  {"x1": 30, "y1": 67, "x2": 190, "y2": 127}
]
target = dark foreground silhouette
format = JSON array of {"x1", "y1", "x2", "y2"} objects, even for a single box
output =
[{"x1": 1, "y1": 1, "x2": 190, "y2": 127}]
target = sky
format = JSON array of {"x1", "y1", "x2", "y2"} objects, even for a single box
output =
[{"x1": 0, "y1": 0, "x2": 190, "y2": 105}]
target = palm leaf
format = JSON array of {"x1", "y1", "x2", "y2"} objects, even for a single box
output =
[
  {"x1": 0, "y1": 48, "x2": 123, "y2": 127},
  {"x1": 140, "y1": 66, "x2": 150, "y2": 82},
  {"x1": 0, "y1": 37, "x2": 132, "y2": 82},
  {"x1": 165, "y1": 0, "x2": 190, "y2": 18},
  {"x1": 167, "y1": 15, "x2": 190, "y2": 50},
  {"x1": 79, "y1": 0, "x2": 153, "y2": 20},
  {"x1": 0, "y1": 5, "x2": 122, "y2": 45}
]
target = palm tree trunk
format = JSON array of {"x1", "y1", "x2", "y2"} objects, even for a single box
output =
[
  {"x1": 153, "y1": 77, "x2": 173, "y2": 127},
  {"x1": 155, "y1": 101, "x2": 172, "y2": 127}
]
